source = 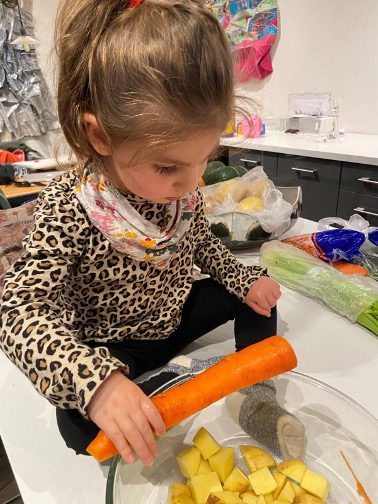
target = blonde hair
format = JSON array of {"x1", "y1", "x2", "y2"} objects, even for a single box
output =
[{"x1": 55, "y1": 0, "x2": 235, "y2": 173}]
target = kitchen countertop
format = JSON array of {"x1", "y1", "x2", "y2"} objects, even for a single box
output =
[
  {"x1": 0, "y1": 217, "x2": 377, "y2": 504},
  {"x1": 221, "y1": 131, "x2": 378, "y2": 166}
]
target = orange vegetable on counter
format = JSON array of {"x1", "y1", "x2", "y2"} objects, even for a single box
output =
[
  {"x1": 86, "y1": 335, "x2": 297, "y2": 462},
  {"x1": 282, "y1": 234, "x2": 369, "y2": 276},
  {"x1": 333, "y1": 261, "x2": 369, "y2": 276}
]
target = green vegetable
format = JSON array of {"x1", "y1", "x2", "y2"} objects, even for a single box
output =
[
  {"x1": 205, "y1": 160, "x2": 226, "y2": 170},
  {"x1": 260, "y1": 241, "x2": 378, "y2": 335},
  {"x1": 202, "y1": 166, "x2": 240, "y2": 185},
  {"x1": 203, "y1": 161, "x2": 226, "y2": 180},
  {"x1": 246, "y1": 222, "x2": 271, "y2": 241},
  {"x1": 234, "y1": 165, "x2": 249, "y2": 177},
  {"x1": 210, "y1": 222, "x2": 231, "y2": 239},
  {"x1": 357, "y1": 300, "x2": 378, "y2": 335}
]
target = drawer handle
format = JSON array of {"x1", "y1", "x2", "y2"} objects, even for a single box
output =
[
  {"x1": 291, "y1": 167, "x2": 318, "y2": 174},
  {"x1": 354, "y1": 207, "x2": 378, "y2": 218},
  {"x1": 240, "y1": 158, "x2": 259, "y2": 165},
  {"x1": 358, "y1": 177, "x2": 378, "y2": 185}
]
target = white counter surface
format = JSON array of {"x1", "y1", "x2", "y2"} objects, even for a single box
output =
[
  {"x1": 1, "y1": 217, "x2": 378, "y2": 504},
  {"x1": 221, "y1": 131, "x2": 378, "y2": 166}
]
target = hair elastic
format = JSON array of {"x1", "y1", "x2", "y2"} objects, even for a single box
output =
[{"x1": 129, "y1": 0, "x2": 143, "y2": 7}]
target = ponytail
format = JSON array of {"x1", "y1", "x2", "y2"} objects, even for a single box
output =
[
  {"x1": 55, "y1": 0, "x2": 235, "y2": 171},
  {"x1": 55, "y1": 1, "x2": 127, "y2": 161}
]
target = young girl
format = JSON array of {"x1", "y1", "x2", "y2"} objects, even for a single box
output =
[{"x1": 0, "y1": 0, "x2": 283, "y2": 468}]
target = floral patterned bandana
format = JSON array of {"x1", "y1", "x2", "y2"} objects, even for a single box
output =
[{"x1": 75, "y1": 171, "x2": 196, "y2": 269}]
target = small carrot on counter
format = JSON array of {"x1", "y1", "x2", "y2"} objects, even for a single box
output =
[
  {"x1": 333, "y1": 261, "x2": 369, "y2": 276},
  {"x1": 86, "y1": 335, "x2": 297, "y2": 462}
]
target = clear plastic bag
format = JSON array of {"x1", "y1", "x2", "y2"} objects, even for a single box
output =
[
  {"x1": 202, "y1": 166, "x2": 292, "y2": 234},
  {"x1": 360, "y1": 235, "x2": 378, "y2": 280},
  {"x1": 317, "y1": 214, "x2": 378, "y2": 279},
  {"x1": 260, "y1": 240, "x2": 378, "y2": 323},
  {"x1": 317, "y1": 213, "x2": 372, "y2": 234}
]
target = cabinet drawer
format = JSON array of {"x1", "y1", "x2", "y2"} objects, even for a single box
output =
[
  {"x1": 277, "y1": 155, "x2": 341, "y2": 188},
  {"x1": 228, "y1": 148, "x2": 278, "y2": 178},
  {"x1": 340, "y1": 162, "x2": 378, "y2": 196},
  {"x1": 337, "y1": 190, "x2": 378, "y2": 227}
]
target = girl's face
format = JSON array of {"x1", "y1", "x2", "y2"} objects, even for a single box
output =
[
  {"x1": 108, "y1": 129, "x2": 222, "y2": 203},
  {"x1": 83, "y1": 114, "x2": 222, "y2": 203}
]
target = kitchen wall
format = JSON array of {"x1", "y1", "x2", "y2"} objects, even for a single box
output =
[
  {"x1": 31, "y1": 0, "x2": 378, "y2": 140},
  {"x1": 238, "y1": 0, "x2": 378, "y2": 135}
]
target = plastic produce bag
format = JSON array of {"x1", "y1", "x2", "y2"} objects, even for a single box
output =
[
  {"x1": 317, "y1": 213, "x2": 371, "y2": 233},
  {"x1": 369, "y1": 229, "x2": 378, "y2": 246},
  {"x1": 360, "y1": 230, "x2": 378, "y2": 280},
  {"x1": 283, "y1": 228, "x2": 366, "y2": 263},
  {"x1": 202, "y1": 166, "x2": 292, "y2": 234},
  {"x1": 260, "y1": 240, "x2": 378, "y2": 334},
  {"x1": 317, "y1": 214, "x2": 378, "y2": 279}
]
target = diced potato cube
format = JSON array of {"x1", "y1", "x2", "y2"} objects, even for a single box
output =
[
  {"x1": 193, "y1": 428, "x2": 220, "y2": 460},
  {"x1": 276, "y1": 459, "x2": 306, "y2": 484},
  {"x1": 189, "y1": 471, "x2": 223, "y2": 504},
  {"x1": 256, "y1": 495, "x2": 266, "y2": 504},
  {"x1": 177, "y1": 447, "x2": 202, "y2": 478},
  {"x1": 297, "y1": 495, "x2": 324, "y2": 504},
  {"x1": 264, "y1": 493, "x2": 273, "y2": 504},
  {"x1": 300, "y1": 469, "x2": 330, "y2": 502},
  {"x1": 174, "y1": 495, "x2": 196, "y2": 504},
  {"x1": 206, "y1": 491, "x2": 243, "y2": 503},
  {"x1": 197, "y1": 457, "x2": 212, "y2": 475},
  {"x1": 208, "y1": 447, "x2": 235, "y2": 483},
  {"x1": 276, "y1": 481, "x2": 295, "y2": 503},
  {"x1": 167, "y1": 482, "x2": 192, "y2": 503},
  {"x1": 240, "y1": 446, "x2": 276, "y2": 473},
  {"x1": 248, "y1": 467, "x2": 278, "y2": 496},
  {"x1": 271, "y1": 473, "x2": 287, "y2": 500},
  {"x1": 223, "y1": 466, "x2": 250, "y2": 493},
  {"x1": 289, "y1": 481, "x2": 305, "y2": 498},
  {"x1": 241, "y1": 491, "x2": 258, "y2": 504}
]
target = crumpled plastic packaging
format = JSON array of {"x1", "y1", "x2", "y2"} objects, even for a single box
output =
[
  {"x1": 202, "y1": 166, "x2": 293, "y2": 235},
  {"x1": 317, "y1": 214, "x2": 378, "y2": 280},
  {"x1": 0, "y1": 4, "x2": 59, "y2": 140},
  {"x1": 260, "y1": 240, "x2": 378, "y2": 323}
]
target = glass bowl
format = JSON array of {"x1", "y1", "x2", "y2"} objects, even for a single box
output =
[{"x1": 106, "y1": 371, "x2": 378, "y2": 503}]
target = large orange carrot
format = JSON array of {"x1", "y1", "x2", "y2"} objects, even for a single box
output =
[{"x1": 86, "y1": 335, "x2": 297, "y2": 462}]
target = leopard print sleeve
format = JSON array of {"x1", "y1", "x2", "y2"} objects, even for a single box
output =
[
  {"x1": 192, "y1": 188, "x2": 268, "y2": 302},
  {"x1": 0, "y1": 175, "x2": 129, "y2": 417}
]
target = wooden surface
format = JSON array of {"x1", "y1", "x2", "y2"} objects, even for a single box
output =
[{"x1": 0, "y1": 183, "x2": 47, "y2": 199}]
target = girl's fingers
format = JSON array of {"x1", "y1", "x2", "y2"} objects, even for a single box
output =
[
  {"x1": 141, "y1": 399, "x2": 166, "y2": 438},
  {"x1": 248, "y1": 300, "x2": 271, "y2": 317},
  {"x1": 105, "y1": 425, "x2": 136, "y2": 464},
  {"x1": 265, "y1": 292, "x2": 279, "y2": 307},
  {"x1": 254, "y1": 295, "x2": 272, "y2": 312},
  {"x1": 117, "y1": 411, "x2": 159, "y2": 466},
  {"x1": 119, "y1": 424, "x2": 154, "y2": 466}
]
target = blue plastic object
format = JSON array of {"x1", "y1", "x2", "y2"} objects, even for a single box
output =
[
  {"x1": 368, "y1": 229, "x2": 378, "y2": 246},
  {"x1": 311, "y1": 229, "x2": 366, "y2": 262}
]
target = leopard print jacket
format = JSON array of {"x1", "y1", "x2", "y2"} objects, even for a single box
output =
[{"x1": 0, "y1": 170, "x2": 267, "y2": 416}]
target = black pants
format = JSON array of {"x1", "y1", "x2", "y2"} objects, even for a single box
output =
[{"x1": 56, "y1": 278, "x2": 277, "y2": 455}]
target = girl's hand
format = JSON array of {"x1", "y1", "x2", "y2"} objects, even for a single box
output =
[
  {"x1": 87, "y1": 370, "x2": 166, "y2": 466},
  {"x1": 245, "y1": 276, "x2": 281, "y2": 317}
]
